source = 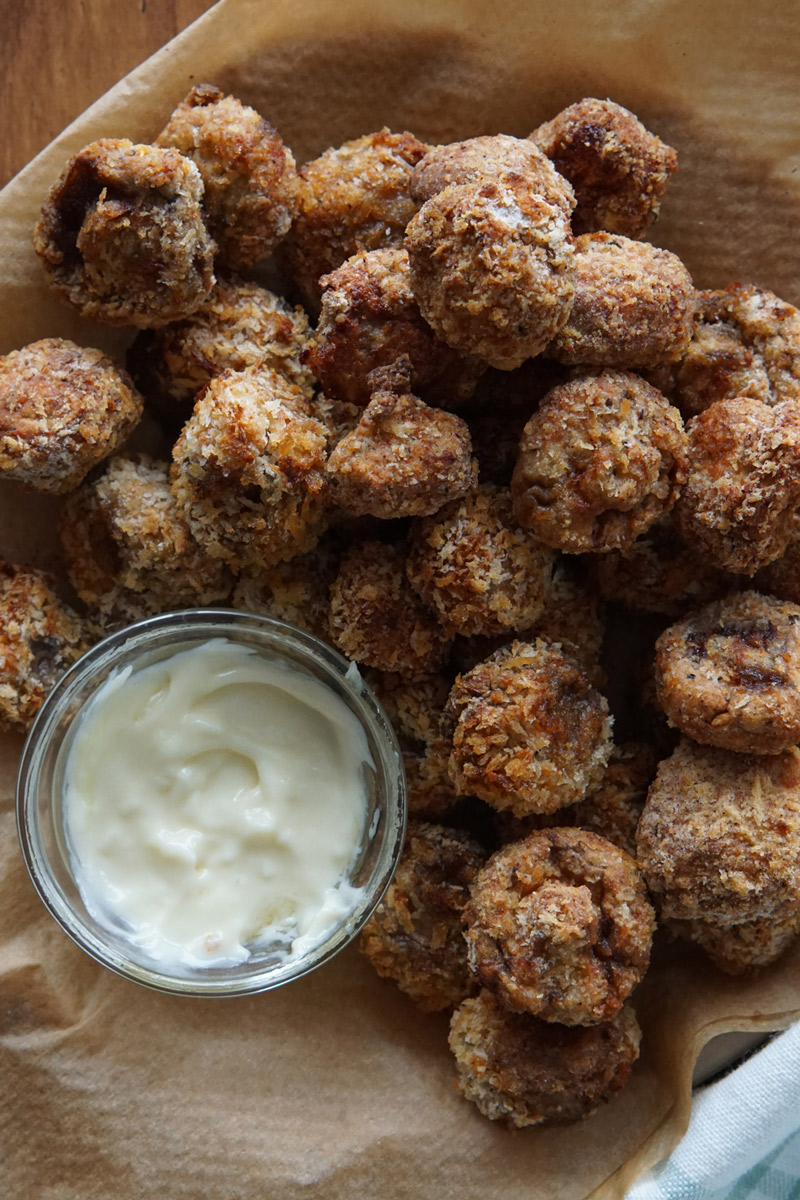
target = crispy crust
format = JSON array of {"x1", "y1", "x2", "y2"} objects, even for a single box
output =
[
  {"x1": 231, "y1": 535, "x2": 342, "y2": 641},
  {"x1": 667, "y1": 910, "x2": 800, "y2": 975},
  {"x1": 411, "y1": 134, "x2": 575, "y2": 214}
]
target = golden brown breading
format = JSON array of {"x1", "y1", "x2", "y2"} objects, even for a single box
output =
[
  {"x1": 449, "y1": 991, "x2": 641, "y2": 1127},
  {"x1": 464, "y1": 828, "x2": 654, "y2": 1024},
  {"x1": 0, "y1": 562, "x2": 89, "y2": 730},
  {"x1": 303, "y1": 247, "x2": 483, "y2": 409},
  {"x1": 127, "y1": 276, "x2": 313, "y2": 429},
  {"x1": 636, "y1": 739, "x2": 800, "y2": 924},
  {"x1": 411, "y1": 134, "x2": 576, "y2": 214},
  {"x1": 444, "y1": 639, "x2": 613, "y2": 816},
  {"x1": 170, "y1": 364, "x2": 329, "y2": 572},
  {"x1": 33, "y1": 139, "x2": 215, "y2": 328},
  {"x1": 667, "y1": 910, "x2": 800, "y2": 975},
  {"x1": 654, "y1": 591, "x2": 800, "y2": 755},
  {"x1": 0, "y1": 338, "x2": 143, "y2": 494},
  {"x1": 673, "y1": 397, "x2": 800, "y2": 576},
  {"x1": 511, "y1": 371, "x2": 687, "y2": 553},
  {"x1": 547, "y1": 233, "x2": 694, "y2": 367},
  {"x1": 405, "y1": 178, "x2": 575, "y2": 370},
  {"x1": 405, "y1": 485, "x2": 556, "y2": 637},
  {"x1": 231, "y1": 535, "x2": 342, "y2": 641},
  {"x1": 359, "y1": 821, "x2": 487, "y2": 1011},
  {"x1": 328, "y1": 540, "x2": 451, "y2": 678},
  {"x1": 648, "y1": 284, "x2": 800, "y2": 418},
  {"x1": 325, "y1": 379, "x2": 477, "y2": 519},
  {"x1": 59, "y1": 455, "x2": 232, "y2": 625},
  {"x1": 282, "y1": 129, "x2": 429, "y2": 310},
  {"x1": 156, "y1": 83, "x2": 298, "y2": 270},
  {"x1": 531, "y1": 98, "x2": 678, "y2": 239}
]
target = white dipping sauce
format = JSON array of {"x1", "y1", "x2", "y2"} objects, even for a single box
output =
[{"x1": 63, "y1": 638, "x2": 372, "y2": 970}]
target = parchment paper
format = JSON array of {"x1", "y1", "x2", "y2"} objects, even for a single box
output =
[{"x1": 1, "y1": 1, "x2": 800, "y2": 1197}]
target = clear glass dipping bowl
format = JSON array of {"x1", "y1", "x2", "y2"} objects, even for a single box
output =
[{"x1": 16, "y1": 609, "x2": 407, "y2": 997}]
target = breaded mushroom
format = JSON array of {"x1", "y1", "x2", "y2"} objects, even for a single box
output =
[
  {"x1": 668, "y1": 910, "x2": 800, "y2": 975},
  {"x1": 654, "y1": 591, "x2": 800, "y2": 755},
  {"x1": 464, "y1": 828, "x2": 654, "y2": 1024},
  {"x1": 33, "y1": 139, "x2": 215, "y2": 327},
  {"x1": 444, "y1": 639, "x2": 613, "y2": 816},
  {"x1": 405, "y1": 485, "x2": 557, "y2": 637},
  {"x1": 405, "y1": 178, "x2": 575, "y2": 370},
  {"x1": 636, "y1": 739, "x2": 800, "y2": 925},
  {"x1": 548, "y1": 233, "x2": 694, "y2": 367},
  {"x1": 303, "y1": 248, "x2": 483, "y2": 409},
  {"x1": 0, "y1": 562, "x2": 89, "y2": 730},
  {"x1": 156, "y1": 83, "x2": 298, "y2": 270},
  {"x1": 127, "y1": 276, "x2": 313, "y2": 429},
  {"x1": 328, "y1": 540, "x2": 451, "y2": 678},
  {"x1": 673, "y1": 397, "x2": 800, "y2": 576},
  {"x1": 170, "y1": 364, "x2": 328, "y2": 572},
  {"x1": 531, "y1": 98, "x2": 678, "y2": 239},
  {"x1": 411, "y1": 134, "x2": 575, "y2": 215},
  {"x1": 465, "y1": 358, "x2": 568, "y2": 486},
  {"x1": 449, "y1": 991, "x2": 641, "y2": 1126},
  {"x1": 359, "y1": 821, "x2": 487, "y2": 1011},
  {"x1": 511, "y1": 371, "x2": 687, "y2": 553},
  {"x1": 0, "y1": 338, "x2": 143, "y2": 493},
  {"x1": 231, "y1": 535, "x2": 342, "y2": 641},
  {"x1": 282, "y1": 129, "x2": 429, "y2": 310},
  {"x1": 59, "y1": 455, "x2": 231, "y2": 626},
  {"x1": 531, "y1": 559, "x2": 607, "y2": 681}
]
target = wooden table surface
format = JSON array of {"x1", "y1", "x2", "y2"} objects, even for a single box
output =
[{"x1": 0, "y1": 0, "x2": 219, "y2": 188}]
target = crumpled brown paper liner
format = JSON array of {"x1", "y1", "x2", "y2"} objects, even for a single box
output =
[{"x1": 1, "y1": 1, "x2": 799, "y2": 1196}]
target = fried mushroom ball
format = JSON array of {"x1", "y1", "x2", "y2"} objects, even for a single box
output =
[
  {"x1": 548, "y1": 233, "x2": 694, "y2": 367},
  {"x1": 0, "y1": 338, "x2": 143, "y2": 493},
  {"x1": 405, "y1": 178, "x2": 575, "y2": 370},
  {"x1": 654, "y1": 591, "x2": 800, "y2": 755},
  {"x1": 636, "y1": 739, "x2": 800, "y2": 925},
  {"x1": 673, "y1": 397, "x2": 800, "y2": 576},
  {"x1": 282, "y1": 129, "x2": 429, "y2": 310},
  {"x1": 33, "y1": 139, "x2": 215, "y2": 327},
  {"x1": 156, "y1": 83, "x2": 298, "y2": 270},
  {"x1": 449, "y1": 991, "x2": 642, "y2": 1127},
  {"x1": 531, "y1": 560, "x2": 607, "y2": 681},
  {"x1": 231, "y1": 534, "x2": 342, "y2": 641},
  {"x1": 328, "y1": 540, "x2": 451, "y2": 678},
  {"x1": 530, "y1": 98, "x2": 678, "y2": 239},
  {"x1": 511, "y1": 371, "x2": 687, "y2": 553},
  {"x1": 359, "y1": 821, "x2": 487, "y2": 1011},
  {"x1": 444, "y1": 639, "x2": 613, "y2": 816},
  {"x1": 0, "y1": 562, "x2": 89, "y2": 730},
  {"x1": 303, "y1": 248, "x2": 483, "y2": 409},
  {"x1": 170, "y1": 364, "x2": 328, "y2": 572},
  {"x1": 668, "y1": 910, "x2": 800, "y2": 975},
  {"x1": 464, "y1": 828, "x2": 654, "y2": 1024},
  {"x1": 405, "y1": 485, "x2": 556, "y2": 637}
]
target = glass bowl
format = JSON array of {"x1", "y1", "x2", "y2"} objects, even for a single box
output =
[{"x1": 16, "y1": 609, "x2": 407, "y2": 996}]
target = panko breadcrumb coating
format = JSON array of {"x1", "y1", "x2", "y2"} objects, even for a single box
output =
[
  {"x1": 0, "y1": 562, "x2": 89, "y2": 730},
  {"x1": 673, "y1": 397, "x2": 800, "y2": 576},
  {"x1": 411, "y1": 134, "x2": 575, "y2": 215},
  {"x1": 282, "y1": 129, "x2": 428, "y2": 310},
  {"x1": 231, "y1": 535, "x2": 342, "y2": 640},
  {"x1": 449, "y1": 991, "x2": 641, "y2": 1127},
  {"x1": 511, "y1": 371, "x2": 687, "y2": 553},
  {"x1": 531, "y1": 98, "x2": 678, "y2": 239},
  {"x1": 170, "y1": 364, "x2": 328, "y2": 572},
  {"x1": 303, "y1": 248, "x2": 483, "y2": 409},
  {"x1": 325, "y1": 375, "x2": 477, "y2": 518},
  {"x1": 668, "y1": 909, "x2": 800, "y2": 975},
  {"x1": 405, "y1": 485, "x2": 556, "y2": 637},
  {"x1": 548, "y1": 233, "x2": 694, "y2": 367},
  {"x1": 464, "y1": 828, "x2": 654, "y2": 1024},
  {"x1": 328, "y1": 541, "x2": 451, "y2": 678},
  {"x1": 0, "y1": 338, "x2": 143, "y2": 493},
  {"x1": 33, "y1": 139, "x2": 215, "y2": 328},
  {"x1": 405, "y1": 178, "x2": 575, "y2": 370},
  {"x1": 128, "y1": 276, "x2": 313, "y2": 429},
  {"x1": 654, "y1": 591, "x2": 800, "y2": 755},
  {"x1": 444, "y1": 639, "x2": 613, "y2": 816},
  {"x1": 359, "y1": 821, "x2": 487, "y2": 1011},
  {"x1": 156, "y1": 83, "x2": 298, "y2": 270},
  {"x1": 59, "y1": 456, "x2": 231, "y2": 624},
  {"x1": 649, "y1": 284, "x2": 800, "y2": 418},
  {"x1": 636, "y1": 739, "x2": 800, "y2": 925}
]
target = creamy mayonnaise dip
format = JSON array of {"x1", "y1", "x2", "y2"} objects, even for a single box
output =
[{"x1": 63, "y1": 638, "x2": 372, "y2": 970}]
